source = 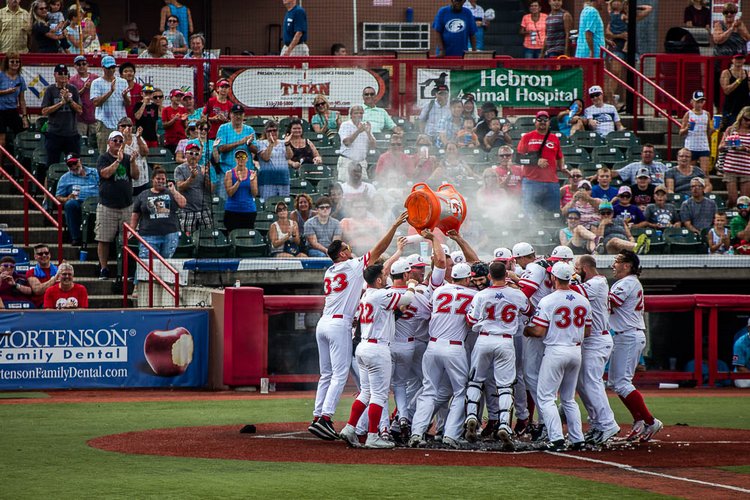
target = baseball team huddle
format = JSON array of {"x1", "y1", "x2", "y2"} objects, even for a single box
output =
[{"x1": 307, "y1": 212, "x2": 663, "y2": 451}]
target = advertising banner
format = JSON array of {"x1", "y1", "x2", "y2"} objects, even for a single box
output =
[
  {"x1": 416, "y1": 67, "x2": 583, "y2": 108},
  {"x1": 0, "y1": 310, "x2": 209, "y2": 389},
  {"x1": 223, "y1": 67, "x2": 391, "y2": 109}
]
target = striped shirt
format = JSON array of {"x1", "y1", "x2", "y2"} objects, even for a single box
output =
[{"x1": 724, "y1": 131, "x2": 750, "y2": 176}]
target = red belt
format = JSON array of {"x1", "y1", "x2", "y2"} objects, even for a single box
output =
[
  {"x1": 394, "y1": 337, "x2": 415, "y2": 342},
  {"x1": 601, "y1": 331, "x2": 610, "y2": 335},
  {"x1": 430, "y1": 337, "x2": 463, "y2": 345},
  {"x1": 480, "y1": 332, "x2": 513, "y2": 338},
  {"x1": 576, "y1": 342, "x2": 581, "y2": 346},
  {"x1": 332, "y1": 314, "x2": 344, "y2": 319}
]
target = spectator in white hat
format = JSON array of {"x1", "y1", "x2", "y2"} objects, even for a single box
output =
[{"x1": 583, "y1": 85, "x2": 624, "y2": 137}]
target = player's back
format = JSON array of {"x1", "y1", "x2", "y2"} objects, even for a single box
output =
[
  {"x1": 574, "y1": 275, "x2": 610, "y2": 334},
  {"x1": 358, "y1": 287, "x2": 398, "y2": 342},
  {"x1": 322, "y1": 254, "x2": 369, "y2": 318},
  {"x1": 519, "y1": 260, "x2": 554, "y2": 307},
  {"x1": 429, "y1": 283, "x2": 477, "y2": 342},
  {"x1": 393, "y1": 286, "x2": 431, "y2": 340},
  {"x1": 536, "y1": 290, "x2": 592, "y2": 346},
  {"x1": 467, "y1": 285, "x2": 530, "y2": 336},
  {"x1": 608, "y1": 274, "x2": 645, "y2": 332}
]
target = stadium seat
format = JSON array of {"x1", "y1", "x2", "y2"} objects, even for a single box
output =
[
  {"x1": 0, "y1": 229, "x2": 13, "y2": 248},
  {"x1": 246, "y1": 117, "x2": 267, "y2": 129},
  {"x1": 513, "y1": 116, "x2": 536, "y2": 129},
  {"x1": 279, "y1": 117, "x2": 311, "y2": 133},
  {"x1": 304, "y1": 131, "x2": 329, "y2": 145},
  {"x1": 561, "y1": 146, "x2": 591, "y2": 168},
  {"x1": 395, "y1": 117, "x2": 414, "y2": 132},
  {"x1": 315, "y1": 178, "x2": 335, "y2": 195},
  {"x1": 264, "y1": 196, "x2": 293, "y2": 210},
  {"x1": 572, "y1": 131, "x2": 606, "y2": 150},
  {"x1": 665, "y1": 227, "x2": 704, "y2": 254},
  {"x1": 230, "y1": 228, "x2": 267, "y2": 257},
  {"x1": 553, "y1": 132, "x2": 572, "y2": 147},
  {"x1": 13, "y1": 131, "x2": 44, "y2": 165},
  {"x1": 254, "y1": 211, "x2": 277, "y2": 236},
  {"x1": 508, "y1": 127, "x2": 527, "y2": 142},
  {"x1": 300, "y1": 164, "x2": 333, "y2": 184},
  {"x1": 290, "y1": 178, "x2": 315, "y2": 195},
  {"x1": 46, "y1": 163, "x2": 69, "y2": 196},
  {"x1": 631, "y1": 228, "x2": 667, "y2": 255},
  {"x1": 528, "y1": 229, "x2": 557, "y2": 257},
  {"x1": 148, "y1": 147, "x2": 175, "y2": 163},
  {"x1": 606, "y1": 130, "x2": 641, "y2": 150},
  {"x1": 194, "y1": 228, "x2": 232, "y2": 258},
  {"x1": 80, "y1": 197, "x2": 99, "y2": 247},
  {"x1": 591, "y1": 146, "x2": 626, "y2": 167},
  {"x1": 707, "y1": 193, "x2": 727, "y2": 210},
  {"x1": 172, "y1": 232, "x2": 195, "y2": 258},
  {"x1": 626, "y1": 146, "x2": 642, "y2": 161}
]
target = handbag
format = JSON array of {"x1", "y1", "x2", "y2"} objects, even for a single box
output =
[
  {"x1": 283, "y1": 240, "x2": 300, "y2": 255},
  {"x1": 517, "y1": 129, "x2": 552, "y2": 166}
]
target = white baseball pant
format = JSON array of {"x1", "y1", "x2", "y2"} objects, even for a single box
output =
[
  {"x1": 391, "y1": 338, "x2": 417, "y2": 422},
  {"x1": 313, "y1": 316, "x2": 353, "y2": 417},
  {"x1": 514, "y1": 328, "x2": 529, "y2": 420},
  {"x1": 608, "y1": 330, "x2": 647, "y2": 398},
  {"x1": 537, "y1": 345, "x2": 585, "y2": 444},
  {"x1": 406, "y1": 339, "x2": 428, "y2": 421},
  {"x1": 578, "y1": 332, "x2": 617, "y2": 431},
  {"x1": 466, "y1": 334, "x2": 516, "y2": 428},
  {"x1": 523, "y1": 336, "x2": 546, "y2": 424}
]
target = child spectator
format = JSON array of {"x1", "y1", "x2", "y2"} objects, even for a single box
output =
[
  {"x1": 630, "y1": 167, "x2": 656, "y2": 209},
  {"x1": 162, "y1": 14, "x2": 187, "y2": 55},
  {"x1": 455, "y1": 117, "x2": 479, "y2": 148},
  {"x1": 591, "y1": 166, "x2": 619, "y2": 200},
  {"x1": 680, "y1": 91, "x2": 713, "y2": 175},
  {"x1": 707, "y1": 212, "x2": 732, "y2": 254}
]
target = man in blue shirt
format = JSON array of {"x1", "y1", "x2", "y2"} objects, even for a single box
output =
[
  {"x1": 433, "y1": 0, "x2": 476, "y2": 57},
  {"x1": 281, "y1": 0, "x2": 309, "y2": 56},
  {"x1": 214, "y1": 104, "x2": 258, "y2": 199},
  {"x1": 55, "y1": 153, "x2": 100, "y2": 246},
  {"x1": 733, "y1": 318, "x2": 750, "y2": 388},
  {"x1": 575, "y1": 0, "x2": 605, "y2": 58}
]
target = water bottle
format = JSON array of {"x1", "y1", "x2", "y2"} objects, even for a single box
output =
[
  {"x1": 688, "y1": 118, "x2": 695, "y2": 131},
  {"x1": 569, "y1": 102, "x2": 579, "y2": 118},
  {"x1": 406, "y1": 7, "x2": 414, "y2": 22},
  {"x1": 234, "y1": 279, "x2": 241, "y2": 288}
]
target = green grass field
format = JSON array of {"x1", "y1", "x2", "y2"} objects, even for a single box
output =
[{"x1": 1, "y1": 393, "x2": 748, "y2": 499}]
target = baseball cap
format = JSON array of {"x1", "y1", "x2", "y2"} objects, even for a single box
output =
[
  {"x1": 170, "y1": 89, "x2": 184, "y2": 98},
  {"x1": 567, "y1": 208, "x2": 581, "y2": 216},
  {"x1": 53, "y1": 64, "x2": 69, "y2": 75},
  {"x1": 737, "y1": 195, "x2": 750, "y2": 206},
  {"x1": 636, "y1": 167, "x2": 650, "y2": 179},
  {"x1": 391, "y1": 259, "x2": 412, "y2": 275},
  {"x1": 578, "y1": 180, "x2": 592, "y2": 189},
  {"x1": 492, "y1": 247, "x2": 513, "y2": 261},
  {"x1": 65, "y1": 153, "x2": 79, "y2": 165},
  {"x1": 599, "y1": 201, "x2": 614, "y2": 212},
  {"x1": 187, "y1": 120, "x2": 198, "y2": 129},
  {"x1": 618, "y1": 185, "x2": 632, "y2": 195},
  {"x1": 548, "y1": 245, "x2": 575, "y2": 261},
  {"x1": 406, "y1": 254, "x2": 427, "y2": 268},
  {"x1": 101, "y1": 56, "x2": 117, "y2": 69},
  {"x1": 535, "y1": 110, "x2": 550, "y2": 119},
  {"x1": 462, "y1": 93, "x2": 475, "y2": 102},
  {"x1": 142, "y1": 84, "x2": 155, "y2": 93},
  {"x1": 234, "y1": 148, "x2": 249, "y2": 158},
  {"x1": 231, "y1": 103, "x2": 244, "y2": 114},
  {"x1": 441, "y1": 244, "x2": 451, "y2": 257},
  {"x1": 185, "y1": 141, "x2": 201, "y2": 151},
  {"x1": 692, "y1": 177, "x2": 706, "y2": 187},
  {"x1": 654, "y1": 184, "x2": 668, "y2": 194},
  {"x1": 451, "y1": 262, "x2": 472, "y2": 280},
  {"x1": 73, "y1": 55, "x2": 87, "y2": 65},
  {"x1": 450, "y1": 251, "x2": 466, "y2": 264},
  {"x1": 692, "y1": 90, "x2": 706, "y2": 101},
  {"x1": 512, "y1": 242, "x2": 534, "y2": 258},
  {"x1": 107, "y1": 130, "x2": 123, "y2": 141},
  {"x1": 550, "y1": 262, "x2": 573, "y2": 281},
  {"x1": 216, "y1": 78, "x2": 230, "y2": 87},
  {"x1": 435, "y1": 84, "x2": 449, "y2": 93},
  {"x1": 183, "y1": 91, "x2": 194, "y2": 98},
  {"x1": 588, "y1": 85, "x2": 603, "y2": 95}
]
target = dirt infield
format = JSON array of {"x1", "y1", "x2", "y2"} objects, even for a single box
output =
[{"x1": 89, "y1": 422, "x2": 750, "y2": 499}]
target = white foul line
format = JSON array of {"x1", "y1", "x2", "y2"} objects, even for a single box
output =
[{"x1": 547, "y1": 451, "x2": 750, "y2": 494}]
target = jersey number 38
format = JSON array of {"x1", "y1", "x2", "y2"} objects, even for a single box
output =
[{"x1": 553, "y1": 306, "x2": 587, "y2": 328}]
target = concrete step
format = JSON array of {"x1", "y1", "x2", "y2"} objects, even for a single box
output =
[
  {"x1": 3, "y1": 226, "x2": 66, "y2": 245},
  {"x1": 17, "y1": 244, "x2": 101, "y2": 262},
  {"x1": 89, "y1": 295, "x2": 135, "y2": 309}
]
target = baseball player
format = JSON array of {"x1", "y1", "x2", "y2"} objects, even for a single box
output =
[
  {"x1": 571, "y1": 255, "x2": 620, "y2": 444},
  {"x1": 609, "y1": 250, "x2": 663, "y2": 442},
  {"x1": 339, "y1": 264, "x2": 417, "y2": 449},
  {"x1": 732, "y1": 318, "x2": 750, "y2": 388},
  {"x1": 465, "y1": 261, "x2": 532, "y2": 448},
  {"x1": 409, "y1": 262, "x2": 477, "y2": 449},
  {"x1": 525, "y1": 262, "x2": 591, "y2": 451},
  {"x1": 308, "y1": 212, "x2": 408, "y2": 441}
]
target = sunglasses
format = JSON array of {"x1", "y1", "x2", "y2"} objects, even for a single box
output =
[
  {"x1": 571, "y1": 174, "x2": 583, "y2": 178},
  {"x1": 111, "y1": 138, "x2": 124, "y2": 143},
  {"x1": 168, "y1": 19, "x2": 178, "y2": 23},
  {"x1": 590, "y1": 93, "x2": 603, "y2": 97},
  {"x1": 219, "y1": 84, "x2": 230, "y2": 88},
  {"x1": 9, "y1": 59, "x2": 20, "y2": 64},
  {"x1": 317, "y1": 205, "x2": 331, "y2": 210},
  {"x1": 600, "y1": 210, "x2": 613, "y2": 215},
  {"x1": 199, "y1": 127, "x2": 209, "y2": 131},
  {"x1": 266, "y1": 128, "x2": 278, "y2": 132},
  {"x1": 153, "y1": 95, "x2": 164, "y2": 99},
  {"x1": 738, "y1": 204, "x2": 749, "y2": 209},
  {"x1": 1, "y1": 263, "x2": 15, "y2": 268},
  {"x1": 391, "y1": 142, "x2": 403, "y2": 146},
  {"x1": 186, "y1": 151, "x2": 201, "y2": 156},
  {"x1": 36, "y1": 251, "x2": 50, "y2": 256},
  {"x1": 74, "y1": 61, "x2": 87, "y2": 66},
  {"x1": 499, "y1": 153, "x2": 512, "y2": 157},
  {"x1": 567, "y1": 216, "x2": 580, "y2": 221},
  {"x1": 535, "y1": 117, "x2": 549, "y2": 122},
  {"x1": 363, "y1": 92, "x2": 375, "y2": 97},
  {"x1": 619, "y1": 193, "x2": 632, "y2": 198},
  {"x1": 235, "y1": 153, "x2": 248, "y2": 159},
  {"x1": 36, "y1": 6, "x2": 48, "y2": 11},
  {"x1": 119, "y1": 124, "x2": 132, "y2": 128}
]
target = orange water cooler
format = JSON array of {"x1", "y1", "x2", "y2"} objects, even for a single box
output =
[{"x1": 404, "y1": 183, "x2": 468, "y2": 233}]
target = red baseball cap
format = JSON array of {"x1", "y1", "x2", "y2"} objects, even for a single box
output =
[
  {"x1": 216, "y1": 78, "x2": 230, "y2": 87},
  {"x1": 535, "y1": 110, "x2": 550, "y2": 119}
]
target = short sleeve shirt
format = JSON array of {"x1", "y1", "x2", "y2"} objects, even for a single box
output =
[
  {"x1": 283, "y1": 5, "x2": 308, "y2": 44},
  {"x1": 322, "y1": 252, "x2": 369, "y2": 317},
  {"x1": 363, "y1": 105, "x2": 395, "y2": 134},
  {"x1": 338, "y1": 120, "x2": 370, "y2": 162},
  {"x1": 575, "y1": 4, "x2": 605, "y2": 58},
  {"x1": 733, "y1": 333, "x2": 750, "y2": 369},
  {"x1": 666, "y1": 166, "x2": 706, "y2": 195},
  {"x1": 531, "y1": 290, "x2": 592, "y2": 346},
  {"x1": 358, "y1": 287, "x2": 402, "y2": 342},
  {"x1": 0, "y1": 72, "x2": 26, "y2": 110},
  {"x1": 584, "y1": 103, "x2": 619, "y2": 136},
  {"x1": 216, "y1": 122, "x2": 256, "y2": 168},
  {"x1": 617, "y1": 161, "x2": 668, "y2": 185},
  {"x1": 90, "y1": 76, "x2": 129, "y2": 129},
  {"x1": 432, "y1": 6, "x2": 477, "y2": 56},
  {"x1": 40, "y1": 84, "x2": 81, "y2": 137},
  {"x1": 174, "y1": 162, "x2": 211, "y2": 212},
  {"x1": 609, "y1": 274, "x2": 645, "y2": 332},
  {"x1": 56, "y1": 167, "x2": 100, "y2": 200},
  {"x1": 303, "y1": 216, "x2": 341, "y2": 249},
  {"x1": 516, "y1": 130, "x2": 563, "y2": 183},
  {"x1": 644, "y1": 203, "x2": 678, "y2": 226},
  {"x1": 96, "y1": 151, "x2": 134, "y2": 208},
  {"x1": 132, "y1": 188, "x2": 180, "y2": 236},
  {"x1": 43, "y1": 283, "x2": 89, "y2": 309}
]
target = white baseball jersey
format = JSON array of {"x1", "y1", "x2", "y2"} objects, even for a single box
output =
[
  {"x1": 393, "y1": 286, "x2": 432, "y2": 341},
  {"x1": 572, "y1": 275, "x2": 610, "y2": 334},
  {"x1": 518, "y1": 260, "x2": 554, "y2": 307},
  {"x1": 531, "y1": 290, "x2": 592, "y2": 346},
  {"x1": 322, "y1": 253, "x2": 370, "y2": 318},
  {"x1": 608, "y1": 274, "x2": 645, "y2": 332},
  {"x1": 428, "y1": 284, "x2": 477, "y2": 342},
  {"x1": 357, "y1": 287, "x2": 402, "y2": 342},
  {"x1": 466, "y1": 285, "x2": 532, "y2": 336}
]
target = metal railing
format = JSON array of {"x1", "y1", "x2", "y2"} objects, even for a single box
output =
[
  {"x1": 0, "y1": 145, "x2": 63, "y2": 262},
  {"x1": 122, "y1": 223, "x2": 180, "y2": 308}
]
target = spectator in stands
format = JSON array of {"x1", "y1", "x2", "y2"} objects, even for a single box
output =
[
  {"x1": 342, "y1": 161, "x2": 376, "y2": 203},
  {"x1": 590, "y1": 201, "x2": 647, "y2": 254},
  {"x1": 30, "y1": 0, "x2": 66, "y2": 53},
  {"x1": 55, "y1": 153, "x2": 99, "y2": 246},
  {"x1": 175, "y1": 120, "x2": 199, "y2": 163},
  {"x1": 732, "y1": 319, "x2": 750, "y2": 388},
  {"x1": 591, "y1": 166, "x2": 618, "y2": 200},
  {"x1": 280, "y1": 0, "x2": 308, "y2": 56},
  {"x1": 666, "y1": 148, "x2": 710, "y2": 199},
  {"x1": 517, "y1": 110, "x2": 567, "y2": 215},
  {"x1": 544, "y1": 0, "x2": 572, "y2": 57},
  {"x1": 461, "y1": 93, "x2": 478, "y2": 121},
  {"x1": 331, "y1": 43, "x2": 346, "y2": 55},
  {"x1": 203, "y1": 78, "x2": 231, "y2": 140},
  {"x1": 337, "y1": 104, "x2": 375, "y2": 181},
  {"x1": 223, "y1": 149, "x2": 258, "y2": 232},
  {"x1": 162, "y1": 14, "x2": 187, "y2": 55},
  {"x1": 304, "y1": 196, "x2": 342, "y2": 257},
  {"x1": 78, "y1": 0, "x2": 99, "y2": 26},
  {"x1": 91, "y1": 56, "x2": 129, "y2": 154},
  {"x1": 362, "y1": 86, "x2": 400, "y2": 135},
  {"x1": 174, "y1": 141, "x2": 212, "y2": 234},
  {"x1": 118, "y1": 22, "x2": 147, "y2": 54},
  {"x1": 438, "y1": 99, "x2": 466, "y2": 147},
  {"x1": 477, "y1": 167, "x2": 505, "y2": 207},
  {"x1": 184, "y1": 33, "x2": 215, "y2": 99},
  {"x1": 257, "y1": 120, "x2": 291, "y2": 198},
  {"x1": 269, "y1": 201, "x2": 305, "y2": 258},
  {"x1": 712, "y1": 2, "x2": 749, "y2": 57},
  {"x1": 612, "y1": 185, "x2": 645, "y2": 225},
  {"x1": 707, "y1": 212, "x2": 732, "y2": 254},
  {"x1": 0, "y1": 0, "x2": 30, "y2": 54},
  {"x1": 131, "y1": 165, "x2": 186, "y2": 259},
  {"x1": 557, "y1": 98, "x2": 586, "y2": 137},
  {"x1": 95, "y1": 130, "x2": 140, "y2": 280},
  {"x1": 0, "y1": 256, "x2": 32, "y2": 305},
  {"x1": 215, "y1": 104, "x2": 257, "y2": 198},
  {"x1": 474, "y1": 102, "x2": 498, "y2": 143},
  {"x1": 614, "y1": 143, "x2": 667, "y2": 185},
  {"x1": 181, "y1": 91, "x2": 200, "y2": 122},
  {"x1": 520, "y1": 1, "x2": 546, "y2": 59},
  {"x1": 43, "y1": 262, "x2": 87, "y2": 309},
  {"x1": 680, "y1": 177, "x2": 717, "y2": 233},
  {"x1": 480, "y1": 116, "x2": 511, "y2": 152},
  {"x1": 684, "y1": 0, "x2": 709, "y2": 29},
  {"x1": 636, "y1": 184, "x2": 680, "y2": 230},
  {"x1": 584, "y1": 85, "x2": 624, "y2": 137},
  {"x1": 463, "y1": 0, "x2": 488, "y2": 50},
  {"x1": 562, "y1": 180, "x2": 601, "y2": 229},
  {"x1": 138, "y1": 35, "x2": 174, "y2": 59},
  {"x1": 428, "y1": 142, "x2": 473, "y2": 183},
  {"x1": 720, "y1": 106, "x2": 750, "y2": 208},
  {"x1": 65, "y1": 5, "x2": 98, "y2": 54},
  {"x1": 0, "y1": 52, "x2": 28, "y2": 153},
  {"x1": 285, "y1": 117, "x2": 322, "y2": 169},
  {"x1": 162, "y1": 89, "x2": 187, "y2": 154},
  {"x1": 340, "y1": 198, "x2": 385, "y2": 256},
  {"x1": 311, "y1": 94, "x2": 341, "y2": 136},
  {"x1": 719, "y1": 54, "x2": 750, "y2": 132},
  {"x1": 118, "y1": 62, "x2": 142, "y2": 121},
  {"x1": 160, "y1": 0, "x2": 192, "y2": 42},
  {"x1": 118, "y1": 117, "x2": 149, "y2": 197},
  {"x1": 730, "y1": 196, "x2": 750, "y2": 244},
  {"x1": 575, "y1": 0, "x2": 605, "y2": 58},
  {"x1": 374, "y1": 133, "x2": 415, "y2": 179},
  {"x1": 631, "y1": 167, "x2": 655, "y2": 209},
  {"x1": 26, "y1": 244, "x2": 57, "y2": 308},
  {"x1": 560, "y1": 168, "x2": 583, "y2": 207},
  {"x1": 41, "y1": 63, "x2": 82, "y2": 185},
  {"x1": 559, "y1": 208, "x2": 594, "y2": 254},
  {"x1": 433, "y1": 0, "x2": 476, "y2": 57},
  {"x1": 134, "y1": 85, "x2": 160, "y2": 148},
  {"x1": 69, "y1": 55, "x2": 96, "y2": 143},
  {"x1": 329, "y1": 182, "x2": 346, "y2": 219},
  {"x1": 419, "y1": 83, "x2": 451, "y2": 142},
  {"x1": 680, "y1": 90, "x2": 713, "y2": 175},
  {"x1": 291, "y1": 192, "x2": 316, "y2": 239},
  {"x1": 492, "y1": 145, "x2": 523, "y2": 197}
]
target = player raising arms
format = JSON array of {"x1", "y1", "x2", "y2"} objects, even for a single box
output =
[
  {"x1": 308, "y1": 212, "x2": 408, "y2": 441},
  {"x1": 609, "y1": 250, "x2": 663, "y2": 442}
]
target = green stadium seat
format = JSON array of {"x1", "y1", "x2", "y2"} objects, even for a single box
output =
[
  {"x1": 172, "y1": 232, "x2": 195, "y2": 258},
  {"x1": 631, "y1": 227, "x2": 667, "y2": 255},
  {"x1": 707, "y1": 193, "x2": 727, "y2": 210},
  {"x1": 591, "y1": 146, "x2": 626, "y2": 167},
  {"x1": 46, "y1": 163, "x2": 69, "y2": 196},
  {"x1": 264, "y1": 196, "x2": 293, "y2": 210},
  {"x1": 561, "y1": 146, "x2": 591, "y2": 168},
  {"x1": 665, "y1": 227, "x2": 704, "y2": 254},
  {"x1": 230, "y1": 228, "x2": 268, "y2": 257},
  {"x1": 290, "y1": 178, "x2": 315, "y2": 195},
  {"x1": 553, "y1": 132, "x2": 572, "y2": 147},
  {"x1": 606, "y1": 130, "x2": 641, "y2": 150},
  {"x1": 80, "y1": 197, "x2": 99, "y2": 247},
  {"x1": 572, "y1": 131, "x2": 606, "y2": 150},
  {"x1": 194, "y1": 228, "x2": 232, "y2": 258},
  {"x1": 513, "y1": 116, "x2": 536, "y2": 129},
  {"x1": 148, "y1": 147, "x2": 175, "y2": 163}
]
